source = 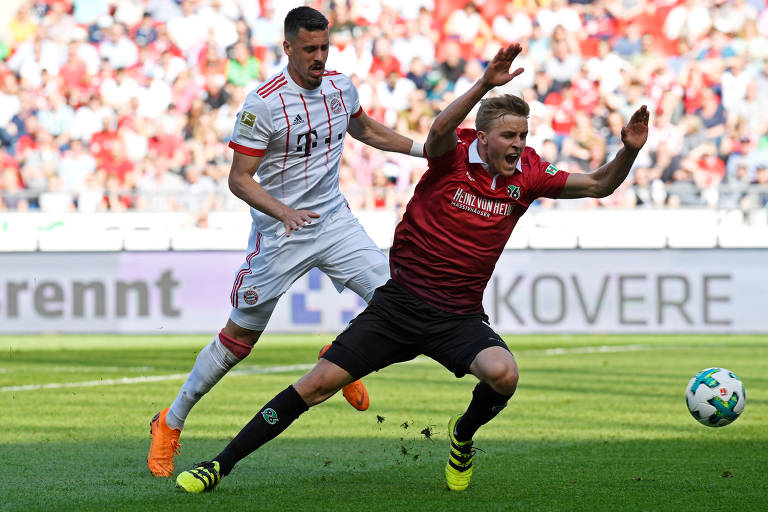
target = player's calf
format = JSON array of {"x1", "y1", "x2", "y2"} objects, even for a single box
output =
[{"x1": 318, "y1": 343, "x2": 370, "y2": 410}]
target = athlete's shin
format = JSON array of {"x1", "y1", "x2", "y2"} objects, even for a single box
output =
[
  {"x1": 166, "y1": 333, "x2": 249, "y2": 430},
  {"x1": 454, "y1": 381, "x2": 513, "y2": 442},
  {"x1": 214, "y1": 385, "x2": 309, "y2": 476}
]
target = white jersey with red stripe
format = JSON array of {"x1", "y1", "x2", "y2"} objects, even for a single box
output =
[{"x1": 228, "y1": 67, "x2": 363, "y2": 236}]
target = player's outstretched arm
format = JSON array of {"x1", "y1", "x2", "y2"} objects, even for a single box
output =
[
  {"x1": 347, "y1": 109, "x2": 425, "y2": 157},
  {"x1": 228, "y1": 151, "x2": 319, "y2": 236},
  {"x1": 425, "y1": 43, "x2": 524, "y2": 158},
  {"x1": 558, "y1": 105, "x2": 650, "y2": 199}
]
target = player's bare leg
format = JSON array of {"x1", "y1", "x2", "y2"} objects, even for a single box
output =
[
  {"x1": 148, "y1": 319, "x2": 260, "y2": 477},
  {"x1": 318, "y1": 343, "x2": 369, "y2": 411}
]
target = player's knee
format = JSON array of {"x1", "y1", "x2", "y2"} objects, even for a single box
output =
[
  {"x1": 295, "y1": 368, "x2": 347, "y2": 407},
  {"x1": 489, "y1": 364, "x2": 518, "y2": 396}
]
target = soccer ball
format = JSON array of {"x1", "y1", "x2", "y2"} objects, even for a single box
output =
[{"x1": 685, "y1": 367, "x2": 746, "y2": 427}]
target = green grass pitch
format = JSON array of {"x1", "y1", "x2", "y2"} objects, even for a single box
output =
[{"x1": 1, "y1": 334, "x2": 766, "y2": 512}]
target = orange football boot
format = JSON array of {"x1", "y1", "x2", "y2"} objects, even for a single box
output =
[
  {"x1": 318, "y1": 343, "x2": 369, "y2": 411},
  {"x1": 147, "y1": 407, "x2": 182, "y2": 477}
]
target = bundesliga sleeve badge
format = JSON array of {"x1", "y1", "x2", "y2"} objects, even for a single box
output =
[{"x1": 238, "y1": 110, "x2": 257, "y2": 136}]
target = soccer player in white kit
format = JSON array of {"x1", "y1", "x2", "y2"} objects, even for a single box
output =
[{"x1": 147, "y1": 6, "x2": 425, "y2": 477}]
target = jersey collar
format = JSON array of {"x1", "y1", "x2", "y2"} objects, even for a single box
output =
[
  {"x1": 468, "y1": 139, "x2": 523, "y2": 174},
  {"x1": 282, "y1": 65, "x2": 323, "y2": 95}
]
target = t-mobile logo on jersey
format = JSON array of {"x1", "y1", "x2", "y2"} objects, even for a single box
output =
[{"x1": 451, "y1": 186, "x2": 514, "y2": 218}]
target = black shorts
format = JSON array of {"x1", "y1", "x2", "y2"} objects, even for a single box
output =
[{"x1": 321, "y1": 279, "x2": 510, "y2": 379}]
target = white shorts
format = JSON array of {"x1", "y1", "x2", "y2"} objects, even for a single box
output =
[{"x1": 229, "y1": 207, "x2": 390, "y2": 331}]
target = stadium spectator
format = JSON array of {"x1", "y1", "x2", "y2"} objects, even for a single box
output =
[
  {"x1": 392, "y1": 19, "x2": 436, "y2": 70},
  {"x1": 133, "y1": 12, "x2": 158, "y2": 47},
  {"x1": 535, "y1": 0, "x2": 583, "y2": 38},
  {"x1": 664, "y1": 0, "x2": 713, "y2": 42},
  {"x1": 443, "y1": 1, "x2": 491, "y2": 49},
  {"x1": 57, "y1": 138, "x2": 96, "y2": 193},
  {"x1": 752, "y1": 164, "x2": 768, "y2": 207},
  {"x1": 225, "y1": 42, "x2": 261, "y2": 87},
  {"x1": 696, "y1": 87, "x2": 727, "y2": 146},
  {"x1": 249, "y1": 2, "x2": 283, "y2": 56},
  {"x1": 544, "y1": 38, "x2": 582, "y2": 92},
  {"x1": 713, "y1": 0, "x2": 758, "y2": 35},
  {"x1": 9, "y1": 2, "x2": 38, "y2": 44},
  {"x1": 99, "y1": 22, "x2": 139, "y2": 69},
  {"x1": 38, "y1": 173, "x2": 74, "y2": 212},
  {"x1": 431, "y1": 39, "x2": 466, "y2": 97},
  {"x1": 0, "y1": 166, "x2": 28, "y2": 211},
  {"x1": 37, "y1": 91, "x2": 74, "y2": 139},
  {"x1": 369, "y1": 36, "x2": 402, "y2": 78},
  {"x1": 492, "y1": 3, "x2": 533, "y2": 43}
]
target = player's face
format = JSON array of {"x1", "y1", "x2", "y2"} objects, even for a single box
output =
[
  {"x1": 477, "y1": 114, "x2": 528, "y2": 177},
  {"x1": 284, "y1": 28, "x2": 330, "y2": 89}
]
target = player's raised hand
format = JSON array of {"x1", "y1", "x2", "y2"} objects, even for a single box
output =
[
  {"x1": 482, "y1": 43, "x2": 524, "y2": 89},
  {"x1": 280, "y1": 207, "x2": 320, "y2": 237},
  {"x1": 621, "y1": 105, "x2": 650, "y2": 151}
]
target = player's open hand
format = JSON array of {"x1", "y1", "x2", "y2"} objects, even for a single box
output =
[
  {"x1": 281, "y1": 207, "x2": 320, "y2": 237},
  {"x1": 621, "y1": 105, "x2": 650, "y2": 151},
  {"x1": 482, "y1": 43, "x2": 524, "y2": 89}
]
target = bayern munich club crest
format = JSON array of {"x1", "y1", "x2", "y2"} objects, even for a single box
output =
[
  {"x1": 329, "y1": 94, "x2": 342, "y2": 114},
  {"x1": 243, "y1": 289, "x2": 259, "y2": 305}
]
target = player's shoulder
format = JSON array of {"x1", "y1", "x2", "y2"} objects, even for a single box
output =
[
  {"x1": 246, "y1": 71, "x2": 290, "y2": 105},
  {"x1": 521, "y1": 146, "x2": 541, "y2": 166},
  {"x1": 322, "y1": 69, "x2": 352, "y2": 87},
  {"x1": 456, "y1": 128, "x2": 478, "y2": 146},
  {"x1": 521, "y1": 146, "x2": 564, "y2": 180}
]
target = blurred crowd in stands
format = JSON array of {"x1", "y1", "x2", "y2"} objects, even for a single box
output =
[{"x1": 1, "y1": 0, "x2": 768, "y2": 221}]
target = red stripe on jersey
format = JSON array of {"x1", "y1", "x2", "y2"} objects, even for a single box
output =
[
  {"x1": 228, "y1": 141, "x2": 266, "y2": 157},
  {"x1": 230, "y1": 233, "x2": 262, "y2": 308},
  {"x1": 323, "y1": 71, "x2": 341, "y2": 76},
  {"x1": 329, "y1": 79, "x2": 349, "y2": 122},
  {"x1": 257, "y1": 74, "x2": 283, "y2": 95},
  {"x1": 320, "y1": 90, "x2": 333, "y2": 170},
  {"x1": 299, "y1": 93, "x2": 312, "y2": 187},
  {"x1": 259, "y1": 78, "x2": 287, "y2": 98},
  {"x1": 350, "y1": 107, "x2": 364, "y2": 118},
  {"x1": 279, "y1": 93, "x2": 290, "y2": 196}
]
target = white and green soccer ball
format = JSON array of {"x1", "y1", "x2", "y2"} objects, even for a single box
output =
[{"x1": 685, "y1": 367, "x2": 746, "y2": 427}]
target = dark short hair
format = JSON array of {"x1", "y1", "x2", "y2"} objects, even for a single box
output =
[
  {"x1": 284, "y1": 6, "x2": 329, "y2": 41},
  {"x1": 476, "y1": 94, "x2": 530, "y2": 132}
]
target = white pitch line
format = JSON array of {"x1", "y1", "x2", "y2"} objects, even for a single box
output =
[
  {"x1": 0, "y1": 363, "x2": 315, "y2": 393},
  {"x1": 0, "y1": 344, "x2": 680, "y2": 393}
]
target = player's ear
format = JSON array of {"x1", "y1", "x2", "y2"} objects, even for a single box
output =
[
  {"x1": 477, "y1": 130, "x2": 487, "y2": 145},
  {"x1": 283, "y1": 39, "x2": 292, "y2": 57}
]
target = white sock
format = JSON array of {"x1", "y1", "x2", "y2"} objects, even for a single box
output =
[{"x1": 166, "y1": 335, "x2": 242, "y2": 430}]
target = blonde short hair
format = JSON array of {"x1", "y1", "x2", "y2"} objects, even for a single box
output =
[{"x1": 476, "y1": 94, "x2": 530, "y2": 132}]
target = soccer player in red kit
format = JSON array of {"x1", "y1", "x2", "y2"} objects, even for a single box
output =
[{"x1": 174, "y1": 43, "x2": 649, "y2": 493}]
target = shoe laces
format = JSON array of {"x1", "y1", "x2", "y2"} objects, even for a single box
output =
[
  {"x1": 171, "y1": 439, "x2": 182, "y2": 456},
  {"x1": 451, "y1": 440, "x2": 475, "y2": 464},
  {"x1": 194, "y1": 461, "x2": 216, "y2": 473}
]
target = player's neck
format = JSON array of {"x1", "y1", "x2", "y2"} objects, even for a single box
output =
[
  {"x1": 477, "y1": 143, "x2": 498, "y2": 177},
  {"x1": 286, "y1": 65, "x2": 321, "y2": 91}
]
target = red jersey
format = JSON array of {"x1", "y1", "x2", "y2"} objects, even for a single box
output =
[{"x1": 390, "y1": 128, "x2": 569, "y2": 314}]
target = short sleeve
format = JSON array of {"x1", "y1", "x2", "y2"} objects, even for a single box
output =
[
  {"x1": 525, "y1": 148, "x2": 569, "y2": 199},
  {"x1": 228, "y1": 93, "x2": 273, "y2": 157},
  {"x1": 342, "y1": 76, "x2": 362, "y2": 118}
]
